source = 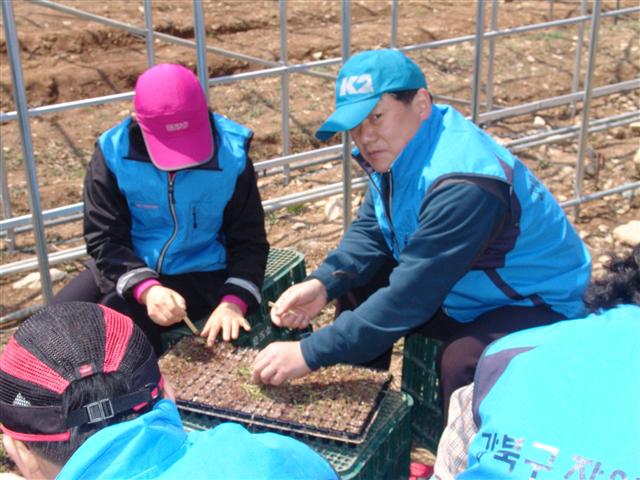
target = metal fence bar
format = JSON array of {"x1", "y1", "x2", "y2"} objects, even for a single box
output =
[
  {"x1": 30, "y1": 0, "x2": 280, "y2": 69},
  {"x1": 255, "y1": 145, "x2": 342, "y2": 172},
  {"x1": 570, "y1": 0, "x2": 587, "y2": 117},
  {"x1": 30, "y1": 0, "x2": 339, "y2": 83},
  {"x1": 1, "y1": 246, "x2": 87, "y2": 277},
  {"x1": 263, "y1": 177, "x2": 368, "y2": 213},
  {"x1": 0, "y1": 176, "x2": 371, "y2": 277},
  {"x1": 400, "y1": 6, "x2": 638, "y2": 54},
  {"x1": 3, "y1": 103, "x2": 638, "y2": 237},
  {"x1": 390, "y1": 0, "x2": 399, "y2": 48},
  {"x1": 4, "y1": 176, "x2": 638, "y2": 279},
  {"x1": 1, "y1": 202, "x2": 84, "y2": 232},
  {"x1": 3, "y1": 212, "x2": 84, "y2": 237},
  {"x1": 507, "y1": 111, "x2": 640, "y2": 151},
  {"x1": 2, "y1": 0, "x2": 53, "y2": 302},
  {"x1": 486, "y1": 0, "x2": 498, "y2": 114},
  {"x1": 0, "y1": 59, "x2": 341, "y2": 123},
  {"x1": 143, "y1": 0, "x2": 154, "y2": 67},
  {"x1": 193, "y1": 0, "x2": 209, "y2": 103},
  {"x1": 574, "y1": 0, "x2": 602, "y2": 218},
  {"x1": 7, "y1": 2, "x2": 633, "y2": 124},
  {"x1": 341, "y1": 0, "x2": 352, "y2": 230},
  {"x1": 471, "y1": 0, "x2": 486, "y2": 124},
  {"x1": 280, "y1": 0, "x2": 291, "y2": 184},
  {"x1": 478, "y1": 79, "x2": 639, "y2": 123},
  {"x1": 560, "y1": 181, "x2": 640, "y2": 208},
  {"x1": 0, "y1": 144, "x2": 16, "y2": 251}
]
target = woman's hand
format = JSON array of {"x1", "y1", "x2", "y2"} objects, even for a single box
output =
[
  {"x1": 140, "y1": 285, "x2": 187, "y2": 327},
  {"x1": 201, "y1": 301, "x2": 251, "y2": 347}
]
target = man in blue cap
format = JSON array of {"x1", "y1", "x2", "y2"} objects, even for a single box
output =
[{"x1": 252, "y1": 49, "x2": 591, "y2": 417}]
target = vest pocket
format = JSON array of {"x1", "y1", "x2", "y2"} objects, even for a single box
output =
[
  {"x1": 185, "y1": 200, "x2": 222, "y2": 249},
  {"x1": 127, "y1": 196, "x2": 165, "y2": 230}
]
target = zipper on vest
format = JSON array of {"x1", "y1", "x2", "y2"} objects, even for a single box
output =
[
  {"x1": 192, "y1": 207, "x2": 198, "y2": 229},
  {"x1": 386, "y1": 171, "x2": 400, "y2": 253},
  {"x1": 368, "y1": 170, "x2": 400, "y2": 255},
  {"x1": 156, "y1": 173, "x2": 179, "y2": 272}
]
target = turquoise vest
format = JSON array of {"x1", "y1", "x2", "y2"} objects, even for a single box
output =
[
  {"x1": 461, "y1": 305, "x2": 640, "y2": 480},
  {"x1": 99, "y1": 113, "x2": 252, "y2": 275},
  {"x1": 365, "y1": 105, "x2": 591, "y2": 321},
  {"x1": 58, "y1": 400, "x2": 338, "y2": 479}
]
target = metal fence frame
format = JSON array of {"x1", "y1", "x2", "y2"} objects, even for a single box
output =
[{"x1": 1, "y1": 0, "x2": 639, "y2": 316}]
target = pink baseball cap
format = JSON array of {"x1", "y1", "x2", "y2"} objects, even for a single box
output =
[{"x1": 134, "y1": 63, "x2": 213, "y2": 171}]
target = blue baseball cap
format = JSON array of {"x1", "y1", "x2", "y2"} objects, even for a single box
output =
[{"x1": 315, "y1": 49, "x2": 427, "y2": 141}]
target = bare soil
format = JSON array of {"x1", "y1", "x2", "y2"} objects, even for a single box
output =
[{"x1": 1, "y1": 0, "x2": 639, "y2": 469}]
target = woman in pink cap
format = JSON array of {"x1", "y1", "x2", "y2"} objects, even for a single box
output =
[{"x1": 55, "y1": 63, "x2": 269, "y2": 355}]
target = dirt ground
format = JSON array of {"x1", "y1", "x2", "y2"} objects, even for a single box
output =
[{"x1": 1, "y1": 0, "x2": 639, "y2": 472}]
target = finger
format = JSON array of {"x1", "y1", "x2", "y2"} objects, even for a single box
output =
[
  {"x1": 240, "y1": 317, "x2": 251, "y2": 332},
  {"x1": 290, "y1": 315, "x2": 303, "y2": 330},
  {"x1": 271, "y1": 290, "x2": 298, "y2": 318},
  {"x1": 252, "y1": 349, "x2": 273, "y2": 380},
  {"x1": 222, "y1": 318, "x2": 232, "y2": 342},
  {"x1": 257, "y1": 364, "x2": 277, "y2": 385},
  {"x1": 168, "y1": 303, "x2": 186, "y2": 320},
  {"x1": 269, "y1": 371, "x2": 287, "y2": 386},
  {"x1": 174, "y1": 295, "x2": 187, "y2": 310},
  {"x1": 283, "y1": 311, "x2": 304, "y2": 328},
  {"x1": 231, "y1": 318, "x2": 240, "y2": 340},
  {"x1": 294, "y1": 313, "x2": 310, "y2": 329},
  {"x1": 156, "y1": 304, "x2": 177, "y2": 324},
  {"x1": 270, "y1": 307, "x2": 284, "y2": 326},
  {"x1": 207, "y1": 321, "x2": 222, "y2": 347},
  {"x1": 200, "y1": 321, "x2": 210, "y2": 337},
  {"x1": 150, "y1": 310, "x2": 171, "y2": 326},
  {"x1": 277, "y1": 294, "x2": 300, "y2": 314}
]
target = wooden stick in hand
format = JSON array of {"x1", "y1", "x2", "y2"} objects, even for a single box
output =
[{"x1": 183, "y1": 315, "x2": 200, "y2": 336}]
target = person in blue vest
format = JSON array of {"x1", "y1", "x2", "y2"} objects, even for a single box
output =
[
  {"x1": 0, "y1": 302, "x2": 338, "y2": 480},
  {"x1": 433, "y1": 246, "x2": 640, "y2": 479},
  {"x1": 54, "y1": 64, "x2": 269, "y2": 355},
  {"x1": 252, "y1": 49, "x2": 591, "y2": 418}
]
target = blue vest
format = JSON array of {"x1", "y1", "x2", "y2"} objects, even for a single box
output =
[
  {"x1": 99, "y1": 113, "x2": 252, "y2": 275},
  {"x1": 365, "y1": 105, "x2": 590, "y2": 321},
  {"x1": 58, "y1": 400, "x2": 338, "y2": 479},
  {"x1": 460, "y1": 305, "x2": 640, "y2": 480}
]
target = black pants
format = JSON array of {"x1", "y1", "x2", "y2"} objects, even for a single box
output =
[
  {"x1": 335, "y1": 258, "x2": 566, "y2": 421},
  {"x1": 53, "y1": 261, "x2": 226, "y2": 355}
]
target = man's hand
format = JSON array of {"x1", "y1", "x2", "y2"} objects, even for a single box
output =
[
  {"x1": 201, "y1": 301, "x2": 251, "y2": 346},
  {"x1": 270, "y1": 279, "x2": 328, "y2": 329},
  {"x1": 140, "y1": 285, "x2": 187, "y2": 327},
  {"x1": 252, "y1": 341, "x2": 311, "y2": 385}
]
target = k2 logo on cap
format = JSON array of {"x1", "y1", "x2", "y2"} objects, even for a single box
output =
[{"x1": 340, "y1": 74, "x2": 374, "y2": 96}]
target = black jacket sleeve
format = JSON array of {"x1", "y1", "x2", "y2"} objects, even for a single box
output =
[
  {"x1": 218, "y1": 158, "x2": 270, "y2": 313},
  {"x1": 83, "y1": 145, "x2": 156, "y2": 295},
  {"x1": 308, "y1": 188, "x2": 391, "y2": 300},
  {"x1": 300, "y1": 180, "x2": 510, "y2": 370}
]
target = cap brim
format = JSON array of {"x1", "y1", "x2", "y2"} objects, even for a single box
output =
[
  {"x1": 315, "y1": 96, "x2": 380, "y2": 141},
  {"x1": 141, "y1": 121, "x2": 213, "y2": 171}
]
